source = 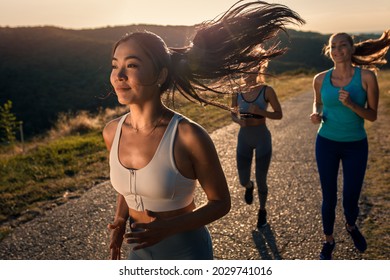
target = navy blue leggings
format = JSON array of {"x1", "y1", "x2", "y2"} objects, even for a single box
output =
[
  {"x1": 315, "y1": 135, "x2": 368, "y2": 236},
  {"x1": 236, "y1": 124, "x2": 272, "y2": 209}
]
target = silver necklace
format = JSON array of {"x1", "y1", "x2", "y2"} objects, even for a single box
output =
[{"x1": 129, "y1": 110, "x2": 166, "y2": 134}]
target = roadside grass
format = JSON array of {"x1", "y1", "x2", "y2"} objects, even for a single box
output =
[
  {"x1": 0, "y1": 132, "x2": 107, "y2": 219},
  {"x1": 0, "y1": 71, "x2": 387, "y2": 259},
  {"x1": 361, "y1": 70, "x2": 390, "y2": 259}
]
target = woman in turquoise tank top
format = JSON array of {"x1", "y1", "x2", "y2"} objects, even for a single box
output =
[{"x1": 310, "y1": 30, "x2": 390, "y2": 260}]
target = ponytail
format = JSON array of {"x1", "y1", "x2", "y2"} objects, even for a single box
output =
[{"x1": 353, "y1": 30, "x2": 390, "y2": 70}]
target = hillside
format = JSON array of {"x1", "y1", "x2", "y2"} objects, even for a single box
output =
[{"x1": 0, "y1": 25, "x2": 388, "y2": 138}]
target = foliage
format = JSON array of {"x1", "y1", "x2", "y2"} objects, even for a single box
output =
[{"x1": 0, "y1": 100, "x2": 19, "y2": 145}]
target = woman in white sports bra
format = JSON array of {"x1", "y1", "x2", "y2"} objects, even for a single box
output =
[
  {"x1": 103, "y1": 33, "x2": 230, "y2": 260},
  {"x1": 103, "y1": 1, "x2": 304, "y2": 260}
]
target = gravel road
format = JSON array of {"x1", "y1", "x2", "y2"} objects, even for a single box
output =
[{"x1": 0, "y1": 91, "x2": 365, "y2": 260}]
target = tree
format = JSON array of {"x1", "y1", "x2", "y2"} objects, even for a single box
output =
[{"x1": 0, "y1": 100, "x2": 19, "y2": 145}]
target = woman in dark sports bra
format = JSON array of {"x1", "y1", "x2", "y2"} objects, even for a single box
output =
[{"x1": 231, "y1": 61, "x2": 283, "y2": 228}]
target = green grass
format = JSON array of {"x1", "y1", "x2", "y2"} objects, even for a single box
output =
[{"x1": 0, "y1": 132, "x2": 107, "y2": 223}]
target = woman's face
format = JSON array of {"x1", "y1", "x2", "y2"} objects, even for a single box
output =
[
  {"x1": 243, "y1": 66, "x2": 261, "y2": 86},
  {"x1": 110, "y1": 39, "x2": 159, "y2": 105},
  {"x1": 329, "y1": 34, "x2": 354, "y2": 64}
]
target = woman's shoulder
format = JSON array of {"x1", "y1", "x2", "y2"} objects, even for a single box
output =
[
  {"x1": 176, "y1": 115, "x2": 212, "y2": 145},
  {"x1": 314, "y1": 69, "x2": 330, "y2": 80},
  {"x1": 262, "y1": 84, "x2": 274, "y2": 92},
  {"x1": 102, "y1": 114, "x2": 127, "y2": 142},
  {"x1": 313, "y1": 69, "x2": 331, "y2": 87},
  {"x1": 360, "y1": 68, "x2": 377, "y2": 80},
  {"x1": 261, "y1": 84, "x2": 276, "y2": 99},
  {"x1": 104, "y1": 114, "x2": 126, "y2": 130},
  {"x1": 177, "y1": 114, "x2": 205, "y2": 133},
  {"x1": 175, "y1": 116, "x2": 217, "y2": 160}
]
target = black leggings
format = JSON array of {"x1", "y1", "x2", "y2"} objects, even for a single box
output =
[{"x1": 236, "y1": 124, "x2": 272, "y2": 209}]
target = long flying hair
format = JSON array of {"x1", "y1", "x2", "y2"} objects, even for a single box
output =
[{"x1": 113, "y1": 1, "x2": 305, "y2": 110}]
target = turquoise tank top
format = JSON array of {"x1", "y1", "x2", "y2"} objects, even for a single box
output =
[{"x1": 318, "y1": 67, "x2": 367, "y2": 142}]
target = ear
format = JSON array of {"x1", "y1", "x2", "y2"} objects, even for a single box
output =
[{"x1": 157, "y1": 67, "x2": 168, "y2": 86}]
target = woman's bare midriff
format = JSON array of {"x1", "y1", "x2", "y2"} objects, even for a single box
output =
[
  {"x1": 129, "y1": 200, "x2": 196, "y2": 223},
  {"x1": 242, "y1": 118, "x2": 266, "y2": 126}
]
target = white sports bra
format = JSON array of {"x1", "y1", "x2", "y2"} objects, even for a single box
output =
[{"x1": 109, "y1": 112, "x2": 197, "y2": 212}]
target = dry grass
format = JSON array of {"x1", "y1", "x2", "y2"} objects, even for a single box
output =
[
  {"x1": 267, "y1": 73, "x2": 314, "y2": 100},
  {"x1": 361, "y1": 70, "x2": 390, "y2": 259},
  {"x1": 48, "y1": 111, "x2": 101, "y2": 138},
  {"x1": 48, "y1": 106, "x2": 129, "y2": 139}
]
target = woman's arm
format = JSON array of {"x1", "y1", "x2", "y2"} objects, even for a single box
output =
[
  {"x1": 310, "y1": 73, "x2": 324, "y2": 124},
  {"x1": 231, "y1": 93, "x2": 243, "y2": 124},
  {"x1": 107, "y1": 194, "x2": 129, "y2": 259},
  {"x1": 338, "y1": 69, "x2": 378, "y2": 122},
  {"x1": 180, "y1": 122, "x2": 232, "y2": 226},
  {"x1": 102, "y1": 120, "x2": 129, "y2": 259}
]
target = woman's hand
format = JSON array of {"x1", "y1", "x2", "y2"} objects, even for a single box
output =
[
  {"x1": 231, "y1": 111, "x2": 240, "y2": 122},
  {"x1": 231, "y1": 111, "x2": 248, "y2": 127},
  {"x1": 338, "y1": 88, "x2": 353, "y2": 107},
  {"x1": 124, "y1": 210, "x2": 171, "y2": 250},
  {"x1": 310, "y1": 112, "x2": 322, "y2": 124},
  {"x1": 107, "y1": 217, "x2": 127, "y2": 259}
]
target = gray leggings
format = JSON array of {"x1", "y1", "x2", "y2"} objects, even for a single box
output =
[
  {"x1": 236, "y1": 124, "x2": 272, "y2": 209},
  {"x1": 128, "y1": 226, "x2": 213, "y2": 260}
]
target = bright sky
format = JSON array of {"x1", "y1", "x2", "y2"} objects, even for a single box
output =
[{"x1": 0, "y1": 0, "x2": 389, "y2": 34}]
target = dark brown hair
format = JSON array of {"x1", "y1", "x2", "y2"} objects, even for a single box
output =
[
  {"x1": 112, "y1": 1, "x2": 305, "y2": 110},
  {"x1": 323, "y1": 30, "x2": 390, "y2": 71}
]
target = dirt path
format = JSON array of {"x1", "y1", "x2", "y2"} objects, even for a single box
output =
[{"x1": 0, "y1": 91, "x2": 365, "y2": 260}]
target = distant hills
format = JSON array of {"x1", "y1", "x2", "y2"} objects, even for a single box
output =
[{"x1": 0, "y1": 25, "x2": 388, "y2": 137}]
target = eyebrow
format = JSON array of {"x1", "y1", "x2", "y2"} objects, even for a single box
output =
[
  {"x1": 332, "y1": 38, "x2": 348, "y2": 43},
  {"x1": 331, "y1": 40, "x2": 348, "y2": 45},
  {"x1": 112, "y1": 55, "x2": 143, "y2": 61}
]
